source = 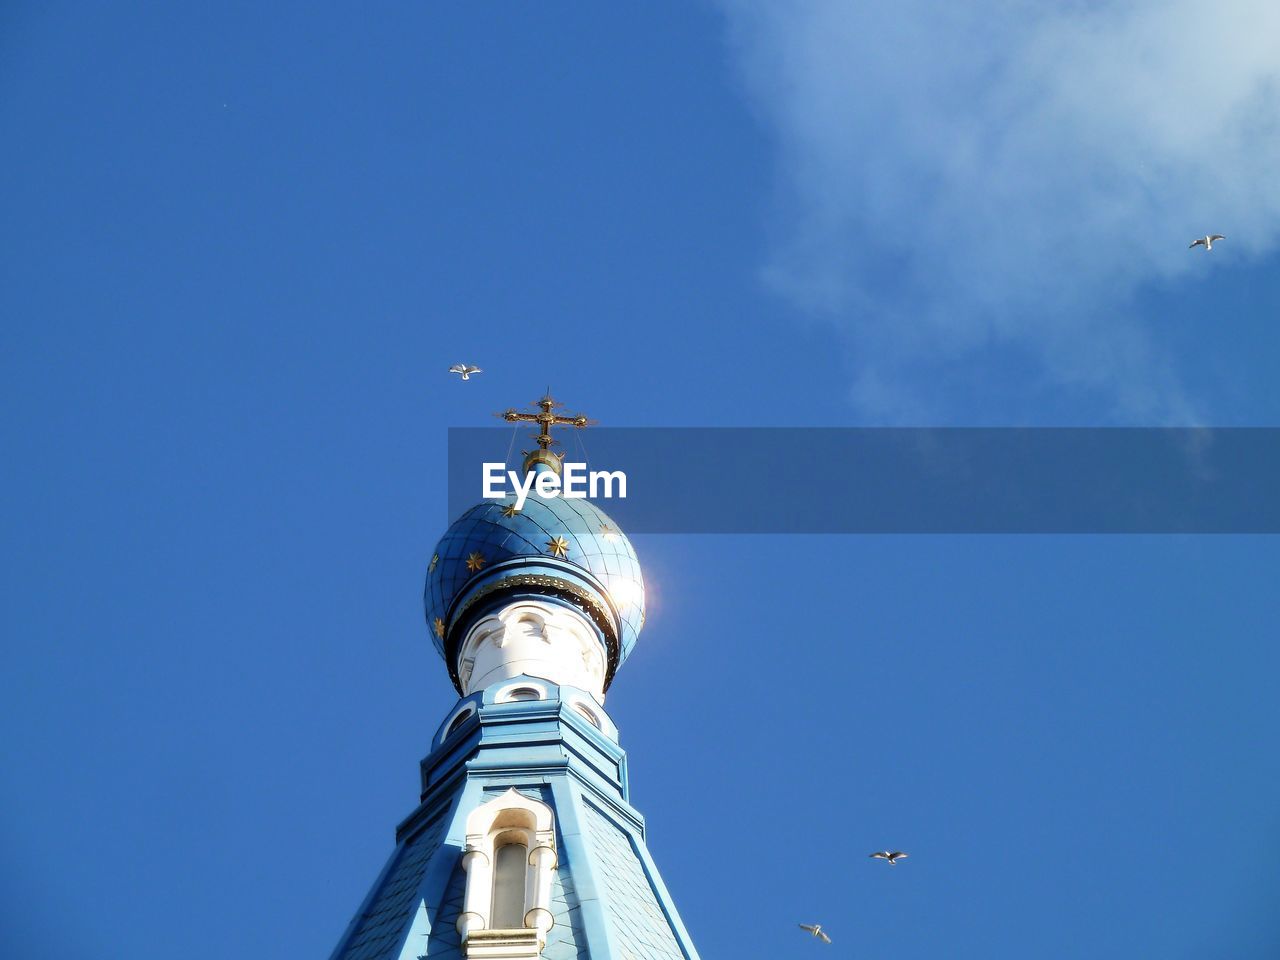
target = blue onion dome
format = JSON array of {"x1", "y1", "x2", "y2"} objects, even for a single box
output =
[{"x1": 424, "y1": 488, "x2": 645, "y2": 693}]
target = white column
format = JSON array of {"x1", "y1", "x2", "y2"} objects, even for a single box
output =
[
  {"x1": 523, "y1": 842, "x2": 558, "y2": 938},
  {"x1": 456, "y1": 845, "x2": 491, "y2": 939}
]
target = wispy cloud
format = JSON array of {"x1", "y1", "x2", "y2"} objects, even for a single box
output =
[{"x1": 717, "y1": 0, "x2": 1280, "y2": 422}]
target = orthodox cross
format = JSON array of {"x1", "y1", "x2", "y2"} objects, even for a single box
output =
[{"x1": 499, "y1": 393, "x2": 593, "y2": 454}]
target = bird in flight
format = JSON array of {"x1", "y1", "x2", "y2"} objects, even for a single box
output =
[
  {"x1": 798, "y1": 923, "x2": 832, "y2": 944},
  {"x1": 869, "y1": 850, "x2": 909, "y2": 865},
  {"x1": 448, "y1": 363, "x2": 483, "y2": 381},
  {"x1": 1189, "y1": 234, "x2": 1225, "y2": 251}
]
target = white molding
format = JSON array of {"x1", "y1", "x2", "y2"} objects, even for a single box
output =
[
  {"x1": 460, "y1": 928, "x2": 541, "y2": 959},
  {"x1": 457, "y1": 600, "x2": 607, "y2": 700},
  {"x1": 493, "y1": 681, "x2": 547, "y2": 704},
  {"x1": 569, "y1": 700, "x2": 603, "y2": 729}
]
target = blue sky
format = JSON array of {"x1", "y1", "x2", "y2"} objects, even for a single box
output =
[{"x1": 2, "y1": 3, "x2": 1278, "y2": 958}]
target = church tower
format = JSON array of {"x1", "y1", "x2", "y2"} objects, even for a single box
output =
[{"x1": 329, "y1": 397, "x2": 700, "y2": 960}]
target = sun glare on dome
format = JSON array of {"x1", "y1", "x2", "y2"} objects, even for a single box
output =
[{"x1": 606, "y1": 576, "x2": 644, "y2": 611}]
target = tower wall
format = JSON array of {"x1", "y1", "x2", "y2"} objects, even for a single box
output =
[{"x1": 329, "y1": 679, "x2": 699, "y2": 960}]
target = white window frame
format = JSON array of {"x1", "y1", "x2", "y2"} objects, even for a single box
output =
[{"x1": 456, "y1": 789, "x2": 558, "y2": 947}]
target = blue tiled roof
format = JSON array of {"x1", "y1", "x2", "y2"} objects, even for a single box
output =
[
  {"x1": 420, "y1": 863, "x2": 464, "y2": 959},
  {"x1": 335, "y1": 814, "x2": 449, "y2": 960},
  {"x1": 583, "y1": 803, "x2": 688, "y2": 960}
]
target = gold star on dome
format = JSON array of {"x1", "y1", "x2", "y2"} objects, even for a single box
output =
[
  {"x1": 466, "y1": 551, "x2": 486, "y2": 572},
  {"x1": 428, "y1": 554, "x2": 439, "y2": 573},
  {"x1": 433, "y1": 617, "x2": 445, "y2": 638},
  {"x1": 501, "y1": 502, "x2": 521, "y2": 518},
  {"x1": 599, "y1": 523, "x2": 619, "y2": 541},
  {"x1": 546, "y1": 535, "x2": 570, "y2": 559}
]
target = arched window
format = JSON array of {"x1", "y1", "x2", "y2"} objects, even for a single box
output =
[
  {"x1": 491, "y1": 842, "x2": 528, "y2": 928},
  {"x1": 572, "y1": 702, "x2": 601, "y2": 729},
  {"x1": 505, "y1": 686, "x2": 542, "y2": 702},
  {"x1": 445, "y1": 708, "x2": 474, "y2": 739},
  {"x1": 457, "y1": 789, "x2": 558, "y2": 949}
]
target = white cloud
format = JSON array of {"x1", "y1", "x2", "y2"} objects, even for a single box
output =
[{"x1": 717, "y1": 0, "x2": 1280, "y2": 421}]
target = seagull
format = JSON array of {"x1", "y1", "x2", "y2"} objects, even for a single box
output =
[
  {"x1": 870, "y1": 850, "x2": 909, "y2": 865},
  {"x1": 798, "y1": 924, "x2": 832, "y2": 944},
  {"x1": 1189, "y1": 234, "x2": 1225, "y2": 251},
  {"x1": 448, "y1": 363, "x2": 482, "y2": 381}
]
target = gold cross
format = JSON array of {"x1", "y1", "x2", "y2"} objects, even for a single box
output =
[{"x1": 498, "y1": 392, "x2": 593, "y2": 452}]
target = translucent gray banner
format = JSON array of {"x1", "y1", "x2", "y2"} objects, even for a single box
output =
[{"x1": 446, "y1": 428, "x2": 1280, "y2": 533}]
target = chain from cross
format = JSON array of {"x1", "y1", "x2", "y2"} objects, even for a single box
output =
[{"x1": 498, "y1": 393, "x2": 594, "y2": 454}]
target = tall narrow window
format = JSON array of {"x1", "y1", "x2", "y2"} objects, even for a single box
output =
[
  {"x1": 491, "y1": 842, "x2": 528, "y2": 928},
  {"x1": 458, "y1": 789, "x2": 556, "y2": 944}
]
